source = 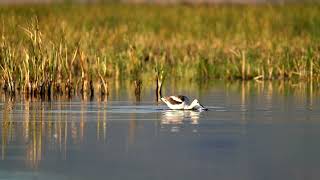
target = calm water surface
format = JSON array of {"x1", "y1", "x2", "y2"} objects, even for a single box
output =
[{"x1": 0, "y1": 81, "x2": 320, "y2": 180}]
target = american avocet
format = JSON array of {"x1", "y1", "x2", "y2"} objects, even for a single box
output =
[{"x1": 161, "y1": 95, "x2": 208, "y2": 111}]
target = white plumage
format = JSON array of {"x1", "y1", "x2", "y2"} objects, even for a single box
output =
[{"x1": 161, "y1": 95, "x2": 207, "y2": 111}]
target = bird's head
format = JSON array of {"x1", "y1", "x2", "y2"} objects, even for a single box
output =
[{"x1": 191, "y1": 99, "x2": 208, "y2": 111}]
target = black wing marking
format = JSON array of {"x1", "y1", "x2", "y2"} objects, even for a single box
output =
[
  {"x1": 177, "y1": 95, "x2": 189, "y2": 102},
  {"x1": 165, "y1": 96, "x2": 183, "y2": 105}
]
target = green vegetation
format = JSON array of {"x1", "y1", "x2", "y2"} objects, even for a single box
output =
[{"x1": 0, "y1": 3, "x2": 320, "y2": 97}]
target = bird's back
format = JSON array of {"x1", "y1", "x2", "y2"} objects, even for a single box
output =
[{"x1": 161, "y1": 95, "x2": 189, "y2": 110}]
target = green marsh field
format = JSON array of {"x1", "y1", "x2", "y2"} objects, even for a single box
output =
[{"x1": 0, "y1": 3, "x2": 320, "y2": 97}]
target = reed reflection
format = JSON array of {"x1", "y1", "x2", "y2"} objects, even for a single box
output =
[
  {"x1": 0, "y1": 99, "x2": 111, "y2": 168},
  {"x1": 231, "y1": 80, "x2": 316, "y2": 111},
  {"x1": 1, "y1": 98, "x2": 14, "y2": 160},
  {"x1": 96, "y1": 101, "x2": 108, "y2": 142}
]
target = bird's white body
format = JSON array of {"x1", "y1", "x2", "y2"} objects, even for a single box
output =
[{"x1": 161, "y1": 95, "x2": 207, "y2": 111}]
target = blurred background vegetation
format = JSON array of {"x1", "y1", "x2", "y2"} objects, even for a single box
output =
[{"x1": 0, "y1": 2, "x2": 319, "y2": 98}]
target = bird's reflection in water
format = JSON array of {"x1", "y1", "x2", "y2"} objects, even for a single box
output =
[{"x1": 161, "y1": 110, "x2": 201, "y2": 133}]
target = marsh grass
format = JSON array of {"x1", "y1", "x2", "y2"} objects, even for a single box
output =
[{"x1": 0, "y1": 3, "x2": 320, "y2": 98}]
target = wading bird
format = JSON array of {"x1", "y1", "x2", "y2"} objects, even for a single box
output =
[{"x1": 161, "y1": 95, "x2": 208, "y2": 111}]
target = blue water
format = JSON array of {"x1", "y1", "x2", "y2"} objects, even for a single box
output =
[{"x1": 0, "y1": 81, "x2": 319, "y2": 180}]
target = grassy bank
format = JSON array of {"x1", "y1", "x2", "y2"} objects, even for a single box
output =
[{"x1": 0, "y1": 3, "x2": 320, "y2": 98}]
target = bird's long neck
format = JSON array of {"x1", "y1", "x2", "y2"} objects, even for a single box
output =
[{"x1": 186, "y1": 100, "x2": 197, "y2": 110}]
